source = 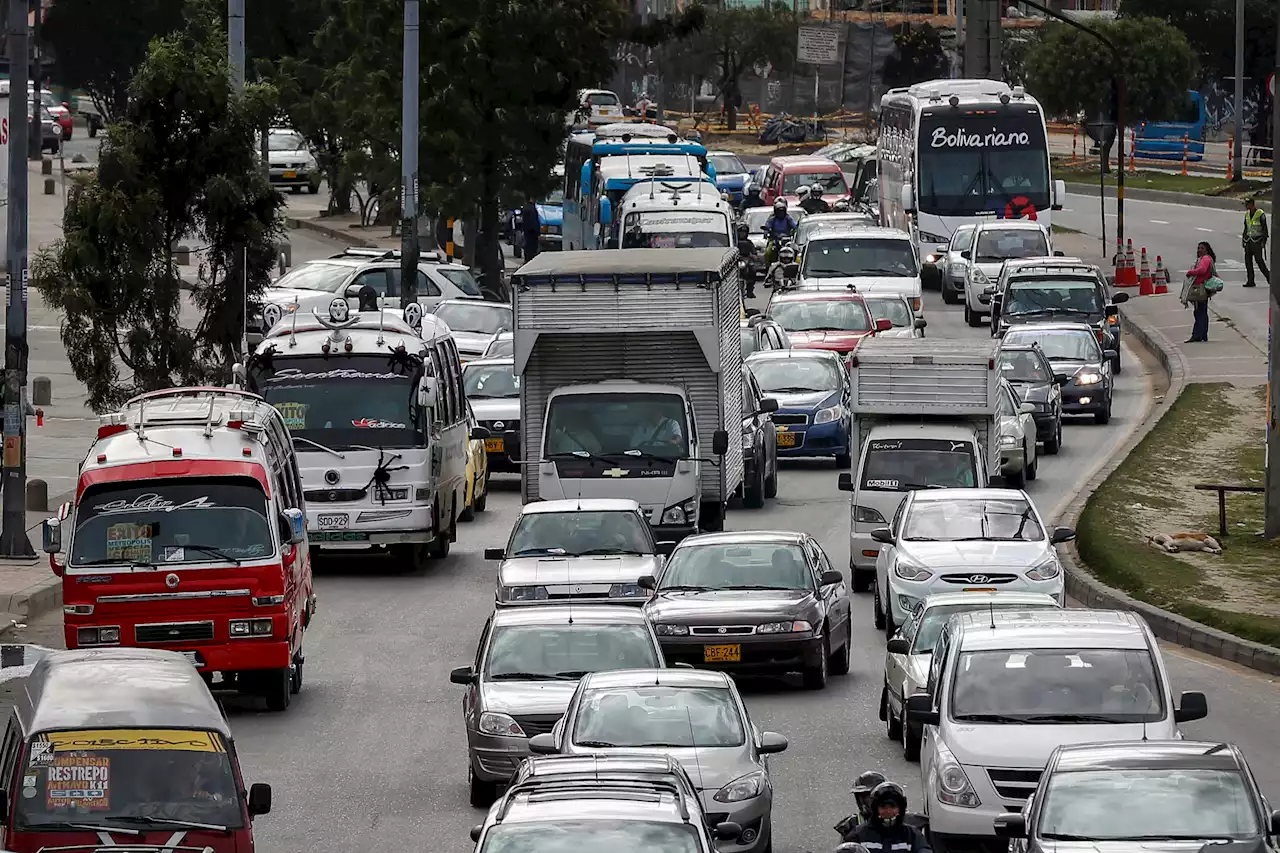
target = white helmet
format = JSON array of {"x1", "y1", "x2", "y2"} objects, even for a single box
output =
[
  {"x1": 811, "y1": 182, "x2": 825, "y2": 197},
  {"x1": 779, "y1": 245, "x2": 796, "y2": 263},
  {"x1": 797, "y1": 186, "x2": 811, "y2": 199}
]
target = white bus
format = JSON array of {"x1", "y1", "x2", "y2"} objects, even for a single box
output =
[
  {"x1": 614, "y1": 179, "x2": 735, "y2": 250},
  {"x1": 877, "y1": 80, "x2": 1066, "y2": 278}
]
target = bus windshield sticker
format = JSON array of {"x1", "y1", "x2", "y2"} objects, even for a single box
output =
[
  {"x1": 105, "y1": 524, "x2": 152, "y2": 561},
  {"x1": 352, "y1": 418, "x2": 407, "y2": 429},
  {"x1": 274, "y1": 402, "x2": 307, "y2": 430},
  {"x1": 46, "y1": 755, "x2": 110, "y2": 810}
]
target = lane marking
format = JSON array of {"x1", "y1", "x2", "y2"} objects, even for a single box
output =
[
  {"x1": 1196, "y1": 227, "x2": 1214, "y2": 232},
  {"x1": 1150, "y1": 219, "x2": 1170, "y2": 225}
]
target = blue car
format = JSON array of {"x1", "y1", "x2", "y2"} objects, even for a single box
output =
[
  {"x1": 745, "y1": 348, "x2": 854, "y2": 469},
  {"x1": 709, "y1": 151, "x2": 750, "y2": 206}
]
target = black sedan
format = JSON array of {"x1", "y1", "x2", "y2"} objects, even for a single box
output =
[
  {"x1": 996, "y1": 343, "x2": 1063, "y2": 454},
  {"x1": 639, "y1": 531, "x2": 853, "y2": 690},
  {"x1": 996, "y1": 740, "x2": 1278, "y2": 853},
  {"x1": 1000, "y1": 322, "x2": 1115, "y2": 425}
]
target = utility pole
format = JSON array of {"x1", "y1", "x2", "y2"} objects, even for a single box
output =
[
  {"x1": 1, "y1": 0, "x2": 35, "y2": 557},
  {"x1": 400, "y1": 0, "x2": 419, "y2": 305},
  {"x1": 954, "y1": 0, "x2": 964, "y2": 79},
  {"x1": 1265, "y1": 0, "x2": 1280, "y2": 537},
  {"x1": 26, "y1": 0, "x2": 40, "y2": 161},
  {"x1": 1232, "y1": 0, "x2": 1245, "y2": 181},
  {"x1": 228, "y1": 0, "x2": 248, "y2": 360}
]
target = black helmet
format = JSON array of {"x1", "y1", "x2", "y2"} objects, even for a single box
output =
[
  {"x1": 868, "y1": 781, "x2": 908, "y2": 826},
  {"x1": 737, "y1": 222, "x2": 750, "y2": 237},
  {"x1": 851, "y1": 770, "x2": 887, "y2": 817}
]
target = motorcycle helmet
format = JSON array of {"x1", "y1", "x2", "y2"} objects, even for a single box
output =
[
  {"x1": 746, "y1": 182, "x2": 761, "y2": 196},
  {"x1": 779, "y1": 245, "x2": 796, "y2": 263},
  {"x1": 736, "y1": 222, "x2": 750, "y2": 238},
  {"x1": 868, "y1": 781, "x2": 908, "y2": 827},
  {"x1": 797, "y1": 185, "x2": 811, "y2": 199},
  {"x1": 773, "y1": 198, "x2": 787, "y2": 213},
  {"x1": 851, "y1": 770, "x2": 887, "y2": 818},
  {"x1": 811, "y1": 182, "x2": 826, "y2": 198}
]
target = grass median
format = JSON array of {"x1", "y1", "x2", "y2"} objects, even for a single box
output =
[
  {"x1": 1054, "y1": 163, "x2": 1269, "y2": 198},
  {"x1": 1075, "y1": 382, "x2": 1280, "y2": 649}
]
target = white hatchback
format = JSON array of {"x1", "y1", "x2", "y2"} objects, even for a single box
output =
[{"x1": 797, "y1": 226, "x2": 924, "y2": 316}]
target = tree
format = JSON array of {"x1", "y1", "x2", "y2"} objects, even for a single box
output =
[
  {"x1": 40, "y1": 0, "x2": 185, "y2": 120},
  {"x1": 1120, "y1": 0, "x2": 1275, "y2": 93},
  {"x1": 31, "y1": 4, "x2": 284, "y2": 413},
  {"x1": 1024, "y1": 16, "x2": 1198, "y2": 172},
  {"x1": 881, "y1": 23, "x2": 948, "y2": 91}
]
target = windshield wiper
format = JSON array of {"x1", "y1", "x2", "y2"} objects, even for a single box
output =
[
  {"x1": 769, "y1": 386, "x2": 828, "y2": 393},
  {"x1": 659, "y1": 585, "x2": 709, "y2": 592},
  {"x1": 952, "y1": 713, "x2": 1028, "y2": 723},
  {"x1": 512, "y1": 548, "x2": 567, "y2": 557},
  {"x1": 1039, "y1": 833, "x2": 1098, "y2": 841},
  {"x1": 291, "y1": 435, "x2": 345, "y2": 458},
  {"x1": 633, "y1": 742, "x2": 689, "y2": 748},
  {"x1": 22, "y1": 822, "x2": 141, "y2": 834},
  {"x1": 554, "y1": 670, "x2": 592, "y2": 679},
  {"x1": 107, "y1": 816, "x2": 229, "y2": 832},
  {"x1": 488, "y1": 672, "x2": 574, "y2": 681},
  {"x1": 723, "y1": 584, "x2": 797, "y2": 590},
  {"x1": 72, "y1": 558, "x2": 154, "y2": 570},
  {"x1": 1019, "y1": 713, "x2": 1130, "y2": 723},
  {"x1": 574, "y1": 548, "x2": 644, "y2": 556},
  {"x1": 903, "y1": 537, "x2": 938, "y2": 541},
  {"x1": 575, "y1": 740, "x2": 618, "y2": 748},
  {"x1": 180, "y1": 545, "x2": 242, "y2": 565}
]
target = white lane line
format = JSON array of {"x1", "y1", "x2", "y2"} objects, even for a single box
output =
[
  {"x1": 1196, "y1": 227, "x2": 1214, "y2": 232},
  {"x1": 1150, "y1": 219, "x2": 1170, "y2": 225}
]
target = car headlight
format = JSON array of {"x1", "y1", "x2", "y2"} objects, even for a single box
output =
[
  {"x1": 713, "y1": 770, "x2": 768, "y2": 803},
  {"x1": 229, "y1": 618, "x2": 273, "y2": 637},
  {"x1": 948, "y1": 262, "x2": 966, "y2": 276},
  {"x1": 654, "y1": 623, "x2": 690, "y2": 636},
  {"x1": 1075, "y1": 371, "x2": 1103, "y2": 385},
  {"x1": 503, "y1": 585, "x2": 549, "y2": 602},
  {"x1": 813, "y1": 405, "x2": 842, "y2": 425},
  {"x1": 756, "y1": 620, "x2": 813, "y2": 634},
  {"x1": 1026, "y1": 556, "x2": 1061, "y2": 582},
  {"x1": 936, "y1": 741, "x2": 981, "y2": 808},
  {"x1": 999, "y1": 434, "x2": 1018, "y2": 446},
  {"x1": 893, "y1": 560, "x2": 932, "y2": 582},
  {"x1": 854, "y1": 505, "x2": 885, "y2": 524},
  {"x1": 924, "y1": 253, "x2": 939, "y2": 265},
  {"x1": 609, "y1": 583, "x2": 647, "y2": 598},
  {"x1": 661, "y1": 498, "x2": 699, "y2": 526},
  {"x1": 478, "y1": 711, "x2": 526, "y2": 737},
  {"x1": 918, "y1": 230, "x2": 947, "y2": 245}
]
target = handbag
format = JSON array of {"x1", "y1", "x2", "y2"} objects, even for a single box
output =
[
  {"x1": 1187, "y1": 281, "x2": 1209, "y2": 303},
  {"x1": 1205, "y1": 275, "x2": 1225, "y2": 294}
]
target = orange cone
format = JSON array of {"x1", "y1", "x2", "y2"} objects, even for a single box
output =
[
  {"x1": 1114, "y1": 243, "x2": 1135, "y2": 287},
  {"x1": 1124, "y1": 240, "x2": 1138, "y2": 286},
  {"x1": 1153, "y1": 255, "x2": 1169, "y2": 295},
  {"x1": 1138, "y1": 248, "x2": 1154, "y2": 295}
]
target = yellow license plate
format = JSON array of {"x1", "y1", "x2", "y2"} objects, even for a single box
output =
[
  {"x1": 963, "y1": 587, "x2": 997, "y2": 593},
  {"x1": 484, "y1": 438, "x2": 505, "y2": 453},
  {"x1": 776, "y1": 432, "x2": 798, "y2": 447},
  {"x1": 704, "y1": 644, "x2": 741, "y2": 663},
  {"x1": 283, "y1": 170, "x2": 297, "y2": 178}
]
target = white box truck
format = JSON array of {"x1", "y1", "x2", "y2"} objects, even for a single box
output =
[
  {"x1": 836, "y1": 337, "x2": 1006, "y2": 592},
  {"x1": 509, "y1": 247, "x2": 745, "y2": 540}
]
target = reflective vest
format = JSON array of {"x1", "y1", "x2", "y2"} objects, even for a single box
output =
[{"x1": 1246, "y1": 209, "x2": 1266, "y2": 240}]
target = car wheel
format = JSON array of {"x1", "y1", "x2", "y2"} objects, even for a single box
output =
[
  {"x1": 88, "y1": 124, "x2": 98, "y2": 138},
  {"x1": 289, "y1": 185, "x2": 302, "y2": 194},
  {"x1": 802, "y1": 637, "x2": 829, "y2": 690},
  {"x1": 884, "y1": 605, "x2": 897, "y2": 639},
  {"x1": 764, "y1": 460, "x2": 778, "y2": 498},
  {"x1": 851, "y1": 567, "x2": 874, "y2": 593},
  {"x1": 834, "y1": 427, "x2": 853, "y2": 469},
  {"x1": 903, "y1": 712, "x2": 921, "y2": 762},
  {"x1": 967, "y1": 304, "x2": 984, "y2": 327},
  {"x1": 885, "y1": 683, "x2": 904, "y2": 740},
  {"x1": 963, "y1": 302, "x2": 972, "y2": 324},
  {"x1": 1005, "y1": 458, "x2": 1026, "y2": 489},
  {"x1": 307, "y1": 181, "x2": 320, "y2": 194},
  {"x1": 744, "y1": 457, "x2": 766, "y2": 509},
  {"x1": 475, "y1": 485, "x2": 487, "y2": 513},
  {"x1": 289, "y1": 645, "x2": 304, "y2": 695},
  {"x1": 263, "y1": 667, "x2": 292, "y2": 712},
  {"x1": 1095, "y1": 400, "x2": 1112, "y2": 425},
  {"x1": 878, "y1": 682, "x2": 889, "y2": 721},
  {"x1": 1113, "y1": 352, "x2": 1123, "y2": 374},
  {"x1": 459, "y1": 492, "x2": 476, "y2": 523},
  {"x1": 1027, "y1": 449, "x2": 1038, "y2": 481},
  {"x1": 469, "y1": 765, "x2": 498, "y2": 809},
  {"x1": 873, "y1": 582, "x2": 886, "y2": 629},
  {"x1": 830, "y1": 619, "x2": 851, "y2": 676},
  {"x1": 941, "y1": 282, "x2": 959, "y2": 305},
  {"x1": 1044, "y1": 419, "x2": 1061, "y2": 455}
]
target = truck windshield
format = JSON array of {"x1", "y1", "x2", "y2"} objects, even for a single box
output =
[
  {"x1": 861, "y1": 438, "x2": 978, "y2": 492},
  {"x1": 70, "y1": 478, "x2": 273, "y2": 570},
  {"x1": 249, "y1": 354, "x2": 426, "y2": 449},
  {"x1": 620, "y1": 211, "x2": 730, "y2": 248},
  {"x1": 15, "y1": 728, "x2": 244, "y2": 831},
  {"x1": 544, "y1": 392, "x2": 689, "y2": 464}
]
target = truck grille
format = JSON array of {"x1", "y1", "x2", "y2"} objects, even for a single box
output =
[
  {"x1": 135, "y1": 621, "x2": 215, "y2": 644},
  {"x1": 772, "y1": 414, "x2": 808, "y2": 426},
  {"x1": 987, "y1": 768, "x2": 1041, "y2": 802},
  {"x1": 512, "y1": 714, "x2": 561, "y2": 736}
]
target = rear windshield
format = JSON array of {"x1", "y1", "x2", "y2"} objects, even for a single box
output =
[
  {"x1": 860, "y1": 438, "x2": 978, "y2": 491},
  {"x1": 16, "y1": 728, "x2": 244, "y2": 830},
  {"x1": 783, "y1": 171, "x2": 847, "y2": 194}
]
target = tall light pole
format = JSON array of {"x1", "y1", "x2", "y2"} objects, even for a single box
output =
[
  {"x1": 1232, "y1": 0, "x2": 1245, "y2": 181},
  {"x1": 1264, "y1": 0, "x2": 1280, "y2": 537},
  {"x1": 228, "y1": 0, "x2": 245, "y2": 91},
  {"x1": 400, "y1": 0, "x2": 420, "y2": 305}
]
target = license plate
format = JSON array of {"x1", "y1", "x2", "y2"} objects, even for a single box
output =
[
  {"x1": 776, "y1": 432, "x2": 798, "y2": 447},
  {"x1": 317, "y1": 514, "x2": 349, "y2": 530},
  {"x1": 283, "y1": 170, "x2": 297, "y2": 178},
  {"x1": 963, "y1": 587, "x2": 998, "y2": 593},
  {"x1": 704, "y1": 644, "x2": 741, "y2": 663},
  {"x1": 311, "y1": 531, "x2": 370, "y2": 542},
  {"x1": 484, "y1": 438, "x2": 505, "y2": 453}
]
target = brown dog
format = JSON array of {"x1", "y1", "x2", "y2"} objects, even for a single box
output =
[{"x1": 1148, "y1": 532, "x2": 1223, "y2": 554}]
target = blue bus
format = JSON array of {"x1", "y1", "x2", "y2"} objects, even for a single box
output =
[
  {"x1": 1134, "y1": 90, "x2": 1206, "y2": 161},
  {"x1": 563, "y1": 127, "x2": 715, "y2": 250}
]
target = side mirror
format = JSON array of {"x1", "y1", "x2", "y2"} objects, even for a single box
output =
[
  {"x1": 247, "y1": 782, "x2": 272, "y2": 817},
  {"x1": 529, "y1": 733, "x2": 558, "y2": 754},
  {"x1": 1174, "y1": 690, "x2": 1208, "y2": 723},
  {"x1": 837, "y1": 472, "x2": 854, "y2": 492},
  {"x1": 886, "y1": 637, "x2": 910, "y2": 655},
  {"x1": 914, "y1": 318, "x2": 927, "y2": 329},
  {"x1": 449, "y1": 666, "x2": 475, "y2": 685},
  {"x1": 874, "y1": 318, "x2": 893, "y2": 333},
  {"x1": 745, "y1": 307, "x2": 761, "y2": 317},
  {"x1": 1112, "y1": 292, "x2": 1129, "y2": 304},
  {"x1": 1053, "y1": 250, "x2": 1066, "y2": 257},
  {"x1": 1268, "y1": 809, "x2": 1280, "y2": 834},
  {"x1": 1051, "y1": 178, "x2": 1067, "y2": 210},
  {"x1": 419, "y1": 376, "x2": 438, "y2": 410},
  {"x1": 470, "y1": 426, "x2": 491, "y2": 440},
  {"x1": 41, "y1": 518, "x2": 61, "y2": 554},
  {"x1": 1019, "y1": 402, "x2": 1036, "y2": 414},
  {"x1": 281, "y1": 508, "x2": 306, "y2": 546},
  {"x1": 758, "y1": 731, "x2": 789, "y2": 754},
  {"x1": 484, "y1": 548, "x2": 505, "y2": 561},
  {"x1": 580, "y1": 162, "x2": 592, "y2": 197},
  {"x1": 900, "y1": 184, "x2": 915, "y2": 212},
  {"x1": 599, "y1": 197, "x2": 613, "y2": 226},
  {"x1": 993, "y1": 813, "x2": 1027, "y2": 839},
  {"x1": 1102, "y1": 349, "x2": 1118, "y2": 361},
  {"x1": 344, "y1": 283, "x2": 363, "y2": 298},
  {"x1": 960, "y1": 250, "x2": 971, "y2": 260},
  {"x1": 470, "y1": 825, "x2": 483, "y2": 843},
  {"x1": 982, "y1": 286, "x2": 996, "y2": 296},
  {"x1": 1054, "y1": 374, "x2": 1070, "y2": 385},
  {"x1": 934, "y1": 243, "x2": 949, "y2": 256},
  {"x1": 870, "y1": 527, "x2": 893, "y2": 544},
  {"x1": 759, "y1": 398, "x2": 779, "y2": 414},
  {"x1": 712, "y1": 429, "x2": 729, "y2": 455},
  {"x1": 1051, "y1": 526, "x2": 1076, "y2": 544},
  {"x1": 638, "y1": 574, "x2": 657, "y2": 590},
  {"x1": 713, "y1": 822, "x2": 745, "y2": 841},
  {"x1": 906, "y1": 693, "x2": 940, "y2": 725},
  {"x1": 655, "y1": 541, "x2": 677, "y2": 556},
  {"x1": 820, "y1": 570, "x2": 844, "y2": 586}
]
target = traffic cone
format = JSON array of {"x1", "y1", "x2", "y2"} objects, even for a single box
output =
[
  {"x1": 1138, "y1": 248, "x2": 1154, "y2": 295},
  {"x1": 1112, "y1": 238, "x2": 1125, "y2": 286},
  {"x1": 1114, "y1": 245, "x2": 1134, "y2": 287},
  {"x1": 1153, "y1": 256, "x2": 1169, "y2": 295},
  {"x1": 1124, "y1": 239, "x2": 1138, "y2": 286}
]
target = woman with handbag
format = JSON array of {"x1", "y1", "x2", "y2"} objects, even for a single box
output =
[{"x1": 1182, "y1": 242, "x2": 1223, "y2": 342}]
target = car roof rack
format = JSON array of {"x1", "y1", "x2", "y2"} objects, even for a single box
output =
[
  {"x1": 330, "y1": 247, "x2": 452, "y2": 264},
  {"x1": 1009, "y1": 264, "x2": 1098, "y2": 277},
  {"x1": 495, "y1": 775, "x2": 690, "y2": 824}
]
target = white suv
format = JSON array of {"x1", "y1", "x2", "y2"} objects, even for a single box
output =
[
  {"x1": 906, "y1": 609, "x2": 1208, "y2": 850},
  {"x1": 960, "y1": 221, "x2": 1057, "y2": 328}
]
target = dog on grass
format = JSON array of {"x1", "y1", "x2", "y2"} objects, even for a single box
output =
[{"x1": 1147, "y1": 532, "x2": 1223, "y2": 554}]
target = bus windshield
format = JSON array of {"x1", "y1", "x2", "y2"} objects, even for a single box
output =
[
  {"x1": 621, "y1": 212, "x2": 730, "y2": 248},
  {"x1": 917, "y1": 109, "x2": 1050, "y2": 216}
]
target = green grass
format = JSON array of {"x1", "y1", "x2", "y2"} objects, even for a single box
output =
[
  {"x1": 1051, "y1": 223, "x2": 1083, "y2": 235},
  {"x1": 1053, "y1": 163, "x2": 1268, "y2": 197},
  {"x1": 1075, "y1": 382, "x2": 1280, "y2": 649}
]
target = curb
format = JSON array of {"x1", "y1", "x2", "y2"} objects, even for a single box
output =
[
  {"x1": 1065, "y1": 181, "x2": 1270, "y2": 212},
  {"x1": 1055, "y1": 302, "x2": 1280, "y2": 676},
  {"x1": 0, "y1": 487, "x2": 77, "y2": 638},
  {"x1": 284, "y1": 216, "x2": 380, "y2": 249}
]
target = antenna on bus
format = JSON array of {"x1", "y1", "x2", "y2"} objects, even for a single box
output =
[
  {"x1": 289, "y1": 296, "x2": 300, "y2": 347},
  {"x1": 136, "y1": 396, "x2": 147, "y2": 443},
  {"x1": 377, "y1": 297, "x2": 387, "y2": 346},
  {"x1": 203, "y1": 395, "x2": 217, "y2": 438}
]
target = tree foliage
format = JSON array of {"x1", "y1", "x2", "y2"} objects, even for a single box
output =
[
  {"x1": 881, "y1": 23, "x2": 948, "y2": 91},
  {"x1": 32, "y1": 6, "x2": 284, "y2": 413},
  {"x1": 1120, "y1": 0, "x2": 1275, "y2": 91}
]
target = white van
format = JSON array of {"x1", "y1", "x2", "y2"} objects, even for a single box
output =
[
  {"x1": 907, "y1": 609, "x2": 1208, "y2": 849},
  {"x1": 797, "y1": 226, "x2": 924, "y2": 316}
]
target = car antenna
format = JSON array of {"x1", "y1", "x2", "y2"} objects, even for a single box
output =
[
  {"x1": 289, "y1": 295, "x2": 300, "y2": 347},
  {"x1": 377, "y1": 296, "x2": 387, "y2": 345},
  {"x1": 684, "y1": 707, "x2": 708, "y2": 793},
  {"x1": 1141, "y1": 719, "x2": 1148, "y2": 742},
  {"x1": 988, "y1": 600, "x2": 995, "y2": 630}
]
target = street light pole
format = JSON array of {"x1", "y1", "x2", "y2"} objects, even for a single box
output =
[
  {"x1": 0, "y1": 0, "x2": 36, "y2": 557},
  {"x1": 228, "y1": 0, "x2": 245, "y2": 91},
  {"x1": 400, "y1": 0, "x2": 420, "y2": 305},
  {"x1": 1264, "y1": 0, "x2": 1280, "y2": 537},
  {"x1": 1232, "y1": 0, "x2": 1245, "y2": 182}
]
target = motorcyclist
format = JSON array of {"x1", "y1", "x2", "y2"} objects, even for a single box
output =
[
  {"x1": 841, "y1": 781, "x2": 932, "y2": 853},
  {"x1": 765, "y1": 244, "x2": 798, "y2": 290},
  {"x1": 834, "y1": 770, "x2": 887, "y2": 837},
  {"x1": 736, "y1": 222, "x2": 759, "y2": 298},
  {"x1": 801, "y1": 182, "x2": 831, "y2": 215},
  {"x1": 762, "y1": 199, "x2": 797, "y2": 265},
  {"x1": 740, "y1": 183, "x2": 766, "y2": 211}
]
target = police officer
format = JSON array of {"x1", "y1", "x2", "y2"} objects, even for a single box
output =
[
  {"x1": 840, "y1": 781, "x2": 932, "y2": 853},
  {"x1": 736, "y1": 222, "x2": 759, "y2": 298},
  {"x1": 1242, "y1": 197, "x2": 1269, "y2": 288},
  {"x1": 740, "y1": 183, "x2": 766, "y2": 211},
  {"x1": 834, "y1": 770, "x2": 887, "y2": 837},
  {"x1": 801, "y1": 182, "x2": 831, "y2": 215},
  {"x1": 521, "y1": 198, "x2": 542, "y2": 263}
]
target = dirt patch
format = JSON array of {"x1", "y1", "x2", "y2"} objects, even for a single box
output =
[{"x1": 1076, "y1": 382, "x2": 1280, "y2": 648}]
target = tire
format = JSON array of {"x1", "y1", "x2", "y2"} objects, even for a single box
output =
[
  {"x1": 427, "y1": 518, "x2": 453, "y2": 559},
  {"x1": 1005, "y1": 453, "x2": 1027, "y2": 489},
  {"x1": 884, "y1": 605, "x2": 897, "y2": 639},
  {"x1": 1095, "y1": 401, "x2": 1112, "y2": 425},
  {"x1": 1027, "y1": 451, "x2": 1038, "y2": 481},
  {"x1": 307, "y1": 182, "x2": 320, "y2": 195},
  {"x1": 878, "y1": 682, "x2": 889, "y2": 721},
  {"x1": 1112, "y1": 353, "x2": 1122, "y2": 374},
  {"x1": 963, "y1": 303, "x2": 972, "y2": 325},
  {"x1": 764, "y1": 463, "x2": 778, "y2": 499},
  {"x1": 873, "y1": 583, "x2": 886, "y2": 629},
  {"x1": 1044, "y1": 419, "x2": 1061, "y2": 455},
  {"x1": 830, "y1": 620, "x2": 852, "y2": 676},
  {"x1": 289, "y1": 185, "x2": 301, "y2": 194},
  {"x1": 966, "y1": 304, "x2": 984, "y2": 327},
  {"x1": 744, "y1": 459, "x2": 766, "y2": 509},
  {"x1": 88, "y1": 124, "x2": 98, "y2": 138},
  {"x1": 885, "y1": 683, "x2": 903, "y2": 740},
  {"x1": 469, "y1": 765, "x2": 498, "y2": 809},
  {"x1": 699, "y1": 502, "x2": 725, "y2": 532},
  {"x1": 852, "y1": 567, "x2": 874, "y2": 593},
  {"x1": 835, "y1": 430, "x2": 853, "y2": 469},
  {"x1": 459, "y1": 480, "x2": 476, "y2": 522},
  {"x1": 903, "y1": 714, "x2": 922, "y2": 762},
  {"x1": 289, "y1": 646, "x2": 304, "y2": 695},
  {"x1": 475, "y1": 486, "x2": 487, "y2": 513},
  {"x1": 802, "y1": 637, "x2": 829, "y2": 690},
  {"x1": 263, "y1": 667, "x2": 292, "y2": 712},
  {"x1": 941, "y1": 282, "x2": 960, "y2": 305}
]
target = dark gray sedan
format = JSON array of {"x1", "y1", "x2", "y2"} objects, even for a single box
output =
[
  {"x1": 1000, "y1": 322, "x2": 1115, "y2": 425},
  {"x1": 639, "y1": 530, "x2": 852, "y2": 690},
  {"x1": 996, "y1": 343, "x2": 1063, "y2": 454}
]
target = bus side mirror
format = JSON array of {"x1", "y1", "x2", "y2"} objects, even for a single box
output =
[
  {"x1": 1111, "y1": 292, "x2": 1129, "y2": 304},
  {"x1": 419, "y1": 377, "x2": 438, "y2": 409},
  {"x1": 41, "y1": 518, "x2": 61, "y2": 554},
  {"x1": 1051, "y1": 178, "x2": 1066, "y2": 210},
  {"x1": 0, "y1": 787, "x2": 8, "y2": 822},
  {"x1": 580, "y1": 162, "x2": 592, "y2": 196},
  {"x1": 599, "y1": 197, "x2": 613, "y2": 226},
  {"x1": 712, "y1": 430, "x2": 729, "y2": 455},
  {"x1": 900, "y1": 185, "x2": 915, "y2": 212},
  {"x1": 281, "y1": 508, "x2": 306, "y2": 546},
  {"x1": 248, "y1": 782, "x2": 272, "y2": 816}
]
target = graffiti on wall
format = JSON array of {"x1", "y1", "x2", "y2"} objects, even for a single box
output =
[{"x1": 1201, "y1": 79, "x2": 1264, "y2": 140}]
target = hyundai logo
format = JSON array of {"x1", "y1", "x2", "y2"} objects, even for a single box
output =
[
  {"x1": 165, "y1": 573, "x2": 180, "y2": 589},
  {"x1": 968, "y1": 575, "x2": 990, "y2": 584}
]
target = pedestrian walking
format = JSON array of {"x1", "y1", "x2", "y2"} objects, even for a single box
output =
[
  {"x1": 520, "y1": 199, "x2": 541, "y2": 263},
  {"x1": 1242, "y1": 197, "x2": 1269, "y2": 288},
  {"x1": 1181, "y1": 241, "x2": 1223, "y2": 343}
]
